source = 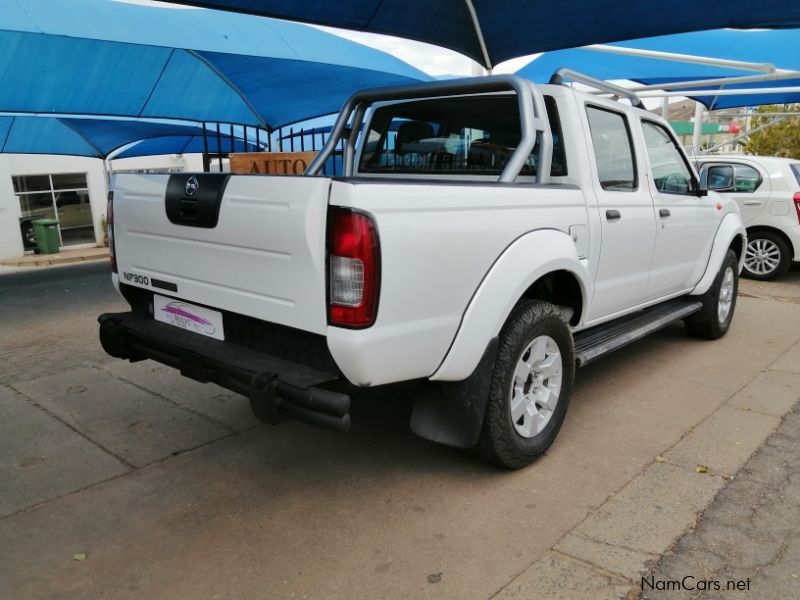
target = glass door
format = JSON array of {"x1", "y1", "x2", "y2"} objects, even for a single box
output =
[{"x1": 52, "y1": 174, "x2": 95, "y2": 245}]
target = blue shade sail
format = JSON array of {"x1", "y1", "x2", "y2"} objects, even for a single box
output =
[
  {"x1": 517, "y1": 29, "x2": 800, "y2": 109},
  {"x1": 0, "y1": 117, "x2": 101, "y2": 157},
  {"x1": 0, "y1": 0, "x2": 430, "y2": 129},
  {"x1": 153, "y1": 0, "x2": 800, "y2": 68},
  {"x1": 0, "y1": 116, "x2": 258, "y2": 158}
]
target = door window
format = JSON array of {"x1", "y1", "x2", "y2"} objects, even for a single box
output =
[
  {"x1": 641, "y1": 121, "x2": 695, "y2": 194},
  {"x1": 585, "y1": 106, "x2": 637, "y2": 191},
  {"x1": 732, "y1": 164, "x2": 761, "y2": 192}
]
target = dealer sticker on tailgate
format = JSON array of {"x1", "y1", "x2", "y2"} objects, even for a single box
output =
[{"x1": 153, "y1": 294, "x2": 225, "y2": 341}]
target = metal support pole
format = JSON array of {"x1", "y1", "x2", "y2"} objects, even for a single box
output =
[
  {"x1": 463, "y1": 0, "x2": 492, "y2": 71},
  {"x1": 201, "y1": 122, "x2": 210, "y2": 173},
  {"x1": 637, "y1": 86, "x2": 800, "y2": 98},
  {"x1": 692, "y1": 102, "x2": 705, "y2": 157},
  {"x1": 627, "y1": 69, "x2": 800, "y2": 93},
  {"x1": 216, "y1": 123, "x2": 223, "y2": 172},
  {"x1": 584, "y1": 44, "x2": 776, "y2": 73},
  {"x1": 661, "y1": 97, "x2": 669, "y2": 120}
]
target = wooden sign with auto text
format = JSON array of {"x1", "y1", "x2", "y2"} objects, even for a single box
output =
[{"x1": 229, "y1": 152, "x2": 318, "y2": 176}]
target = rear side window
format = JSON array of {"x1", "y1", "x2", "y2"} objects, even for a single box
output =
[
  {"x1": 790, "y1": 164, "x2": 800, "y2": 186},
  {"x1": 732, "y1": 164, "x2": 761, "y2": 192},
  {"x1": 586, "y1": 106, "x2": 637, "y2": 191},
  {"x1": 358, "y1": 95, "x2": 567, "y2": 177}
]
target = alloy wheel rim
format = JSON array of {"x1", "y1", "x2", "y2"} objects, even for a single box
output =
[
  {"x1": 718, "y1": 266, "x2": 735, "y2": 324},
  {"x1": 744, "y1": 239, "x2": 781, "y2": 275},
  {"x1": 509, "y1": 335, "x2": 563, "y2": 438}
]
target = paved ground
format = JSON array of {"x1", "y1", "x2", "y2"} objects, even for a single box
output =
[
  {"x1": 639, "y1": 401, "x2": 800, "y2": 600},
  {"x1": 0, "y1": 262, "x2": 798, "y2": 599}
]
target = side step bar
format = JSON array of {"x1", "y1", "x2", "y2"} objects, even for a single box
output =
[{"x1": 574, "y1": 299, "x2": 703, "y2": 367}]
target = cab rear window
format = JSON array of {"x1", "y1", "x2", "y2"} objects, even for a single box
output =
[{"x1": 358, "y1": 95, "x2": 566, "y2": 177}]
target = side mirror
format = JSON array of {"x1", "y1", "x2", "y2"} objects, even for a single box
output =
[{"x1": 704, "y1": 165, "x2": 735, "y2": 194}]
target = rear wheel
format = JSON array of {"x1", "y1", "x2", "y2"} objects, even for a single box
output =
[
  {"x1": 743, "y1": 231, "x2": 791, "y2": 280},
  {"x1": 475, "y1": 300, "x2": 575, "y2": 469},
  {"x1": 685, "y1": 249, "x2": 739, "y2": 340}
]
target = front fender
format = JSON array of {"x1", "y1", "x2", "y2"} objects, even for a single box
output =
[
  {"x1": 690, "y1": 212, "x2": 746, "y2": 296},
  {"x1": 431, "y1": 229, "x2": 590, "y2": 381}
]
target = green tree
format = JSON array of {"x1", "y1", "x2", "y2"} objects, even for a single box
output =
[{"x1": 744, "y1": 104, "x2": 800, "y2": 159}]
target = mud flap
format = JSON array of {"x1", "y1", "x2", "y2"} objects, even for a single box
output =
[{"x1": 410, "y1": 338, "x2": 498, "y2": 449}]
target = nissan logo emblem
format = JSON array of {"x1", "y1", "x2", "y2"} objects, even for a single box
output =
[{"x1": 185, "y1": 175, "x2": 199, "y2": 197}]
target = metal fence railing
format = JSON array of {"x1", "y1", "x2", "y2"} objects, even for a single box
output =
[{"x1": 200, "y1": 122, "x2": 343, "y2": 176}]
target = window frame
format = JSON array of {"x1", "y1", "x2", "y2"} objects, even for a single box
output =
[
  {"x1": 584, "y1": 103, "x2": 639, "y2": 193},
  {"x1": 640, "y1": 118, "x2": 699, "y2": 197}
]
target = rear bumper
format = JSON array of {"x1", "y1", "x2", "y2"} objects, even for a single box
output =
[{"x1": 98, "y1": 311, "x2": 351, "y2": 431}]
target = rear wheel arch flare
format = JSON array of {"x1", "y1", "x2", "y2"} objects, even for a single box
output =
[
  {"x1": 729, "y1": 234, "x2": 746, "y2": 261},
  {"x1": 518, "y1": 270, "x2": 583, "y2": 326}
]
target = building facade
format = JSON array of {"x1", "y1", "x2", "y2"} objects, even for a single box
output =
[{"x1": 0, "y1": 153, "x2": 203, "y2": 261}]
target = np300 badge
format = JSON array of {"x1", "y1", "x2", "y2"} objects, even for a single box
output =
[{"x1": 122, "y1": 272, "x2": 149, "y2": 286}]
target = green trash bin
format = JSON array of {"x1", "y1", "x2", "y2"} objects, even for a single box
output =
[{"x1": 32, "y1": 219, "x2": 61, "y2": 254}]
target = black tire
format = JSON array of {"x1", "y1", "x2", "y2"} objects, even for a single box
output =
[
  {"x1": 475, "y1": 300, "x2": 575, "y2": 469},
  {"x1": 742, "y1": 231, "x2": 791, "y2": 281},
  {"x1": 685, "y1": 249, "x2": 739, "y2": 340}
]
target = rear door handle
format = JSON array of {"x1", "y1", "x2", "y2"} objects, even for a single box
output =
[
  {"x1": 659, "y1": 208, "x2": 671, "y2": 218},
  {"x1": 606, "y1": 209, "x2": 621, "y2": 221},
  {"x1": 743, "y1": 200, "x2": 762, "y2": 206}
]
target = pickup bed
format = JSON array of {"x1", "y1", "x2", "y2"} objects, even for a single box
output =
[{"x1": 99, "y1": 74, "x2": 746, "y2": 468}]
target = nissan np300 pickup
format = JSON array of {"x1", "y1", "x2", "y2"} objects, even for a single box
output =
[{"x1": 99, "y1": 73, "x2": 746, "y2": 468}]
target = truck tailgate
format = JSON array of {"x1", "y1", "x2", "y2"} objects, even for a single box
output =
[{"x1": 112, "y1": 173, "x2": 331, "y2": 335}]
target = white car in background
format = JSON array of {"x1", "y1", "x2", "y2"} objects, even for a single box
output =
[{"x1": 698, "y1": 155, "x2": 800, "y2": 280}]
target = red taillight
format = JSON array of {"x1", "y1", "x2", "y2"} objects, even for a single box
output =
[
  {"x1": 327, "y1": 208, "x2": 380, "y2": 328},
  {"x1": 107, "y1": 190, "x2": 117, "y2": 273},
  {"x1": 794, "y1": 192, "x2": 800, "y2": 225}
]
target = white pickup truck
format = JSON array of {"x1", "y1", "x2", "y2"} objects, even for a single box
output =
[{"x1": 99, "y1": 73, "x2": 746, "y2": 469}]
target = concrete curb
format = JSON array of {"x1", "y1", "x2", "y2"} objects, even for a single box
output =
[{"x1": 0, "y1": 249, "x2": 108, "y2": 268}]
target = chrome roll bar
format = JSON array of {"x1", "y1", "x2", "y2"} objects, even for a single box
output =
[
  {"x1": 305, "y1": 74, "x2": 553, "y2": 184},
  {"x1": 549, "y1": 68, "x2": 645, "y2": 109}
]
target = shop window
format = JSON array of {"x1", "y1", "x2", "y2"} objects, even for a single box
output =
[{"x1": 13, "y1": 173, "x2": 95, "y2": 248}]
